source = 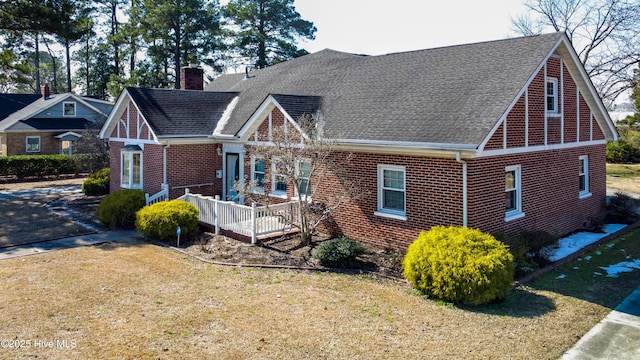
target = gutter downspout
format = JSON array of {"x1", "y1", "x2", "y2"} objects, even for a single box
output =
[
  {"x1": 456, "y1": 152, "x2": 468, "y2": 227},
  {"x1": 163, "y1": 141, "x2": 170, "y2": 186}
]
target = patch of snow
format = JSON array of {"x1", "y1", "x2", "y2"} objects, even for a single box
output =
[
  {"x1": 556, "y1": 274, "x2": 567, "y2": 279},
  {"x1": 542, "y1": 224, "x2": 626, "y2": 262},
  {"x1": 606, "y1": 243, "x2": 616, "y2": 249},
  {"x1": 584, "y1": 256, "x2": 592, "y2": 261},
  {"x1": 595, "y1": 250, "x2": 602, "y2": 255},
  {"x1": 573, "y1": 266, "x2": 579, "y2": 270},
  {"x1": 594, "y1": 272, "x2": 604, "y2": 276},
  {"x1": 599, "y1": 259, "x2": 640, "y2": 277}
]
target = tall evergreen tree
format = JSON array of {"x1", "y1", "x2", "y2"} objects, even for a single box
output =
[
  {"x1": 224, "y1": 0, "x2": 316, "y2": 69},
  {"x1": 133, "y1": 0, "x2": 224, "y2": 88}
]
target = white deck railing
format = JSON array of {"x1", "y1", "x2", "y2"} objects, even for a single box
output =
[
  {"x1": 177, "y1": 190, "x2": 299, "y2": 244},
  {"x1": 145, "y1": 183, "x2": 169, "y2": 206}
]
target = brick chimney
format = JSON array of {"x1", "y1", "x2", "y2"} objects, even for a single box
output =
[
  {"x1": 41, "y1": 84, "x2": 50, "y2": 99},
  {"x1": 180, "y1": 65, "x2": 204, "y2": 90}
]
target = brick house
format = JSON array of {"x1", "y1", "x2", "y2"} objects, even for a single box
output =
[
  {"x1": 99, "y1": 33, "x2": 618, "y2": 249},
  {"x1": 0, "y1": 86, "x2": 113, "y2": 156}
]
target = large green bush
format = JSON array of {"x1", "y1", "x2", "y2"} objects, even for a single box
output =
[
  {"x1": 312, "y1": 237, "x2": 365, "y2": 268},
  {"x1": 96, "y1": 189, "x2": 146, "y2": 229},
  {"x1": 607, "y1": 192, "x2": 639, "y2": 224},
  {"x1": 135, "y1": 200, "x2": 199, "y2": 241},
  {"x1": 606, "y1": 140, "x2": 639, "y2": 163},
  {"x1": 82, "y1": 168, "x2": 110, "y2": 196},
  {"x1": 403, "y1": 226, "x2": 514, "y2": 305}
]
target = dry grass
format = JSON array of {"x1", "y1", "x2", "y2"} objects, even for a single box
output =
[
  {"x1": 606, "y1": 163, "x2": 640, "y2": 194},
  {"x1": 0, "y1": 238, "x2": 612, "y2": 359}
]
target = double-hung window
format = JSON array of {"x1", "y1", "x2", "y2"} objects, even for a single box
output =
[
  {"x1": 251, "y1": 157, "x2": 265, "y2": 193},
  {"x1": 546, "y1": 78, "x2": 559, "y2": 114},
  {"x1": 271, "y1": 159, "x2": 287, "y2": 197},
  {"x1": 579, "y1": 155, "x2": 591, "y2": 198},
  {"x1": 505, "y1": 165, "x2": 524, "y2": 221},
  {"x1": 375, "y1": 165, "x2": 406, "y2": 220},
  {"x1": 26, "y1": 136, "x2": 40, "y2": 152},
  {"x1": 296, "y1": 160, "x2": 312, "y2": 200},
  {"x1": 121, "y1": 146, "x2": 142, "y2": 189}
]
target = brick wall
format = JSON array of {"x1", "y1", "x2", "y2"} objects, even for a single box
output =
[
  {"x1": 5, "y1": 132, "x2": 61, "y2": 155},
  {"x1": 467, "y1": 145, "x2": 606, "y2": 245}
]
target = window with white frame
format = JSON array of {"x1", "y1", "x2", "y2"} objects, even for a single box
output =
[
  {"x1": 26, "y1": 136, "x2": 40, "y2": 152},
  {"x1": 546, "y1": 78, "x2": 558, "y2": 114},
  {"x1": 579, "y1": 155, "x2": 590, "y2": 197},
  {"x1": 296, "y1": 160, "x2": 312, "y2": 200},
  {"x1": 375, "y1": 165, "x2": 406, "y2": 219},
  {"x1": 251, "y1": 157, "x2": 265, "y2": 192},
  {"x1": 505, "y1": 165, "x2": 523, "y2": 220},
  {"x1": 63, "y1": 101, "x2": 76, "y2": 117},
  {"x1": 121, "y1": 149, "x2": 142, "y2": 189},
  {"x1": 271, "y1": 159, "x2": 287, "y2": 196}
]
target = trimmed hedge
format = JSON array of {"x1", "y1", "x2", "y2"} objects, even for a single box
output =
[
  {"x1": 0, "y1": 153, "x2": 108, "y2": 179},
  {"x1": 82, "y1": 168, "x2": 110, "y2": 196},
  {"x1": 312, "y1": 237, "x2": 365, "y2": 268},
  {"x1": 403, "y1": 226, "x2": 514, "y2": 305},
  {"x1": 135, "y1": 200, "x2": 199, "y2": 241},
  {"x1": 96, "y1": 189, "x2": 146, "y2": 229}
]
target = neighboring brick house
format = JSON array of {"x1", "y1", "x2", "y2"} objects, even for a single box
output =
[
  {"x1": 99, "y1": 33, "x2": 618, "y2": 249},
  {"x1": 0, "y1": 86, "x2": 113, "y2": 156}
]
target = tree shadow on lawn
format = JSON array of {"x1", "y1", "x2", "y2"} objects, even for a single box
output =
[{"x1": 0, "y1": 198, "x2": 91, "y2": 248}]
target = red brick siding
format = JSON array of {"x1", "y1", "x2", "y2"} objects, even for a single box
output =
[
  {"x1": 4, "y1": 132, "x2": 61, "y2": 155},
  {"x1": 564, "y1": 63, "x2": 578, "y2": 143},
  {"x1": 109, "y1": 141, "x2": 122, "y2": 193},
  {"x1": 506, "y1": 97, "x2": 526, "y2": 148},
  {"x1": 579, "y1": 94, "x2": 591, "y2": 141},
  {"x1": 485, "y1": 123, "x2": 503, "y2": 150},
  {"x1": 468, "y1": 145, "x2": 606, "y2": 243},
  {"x1": 528, "y1": 71, "x2": 546, "y2": 146},
  {"x1": 165, "y1": 144, "x2": 221, "y2": 199}
]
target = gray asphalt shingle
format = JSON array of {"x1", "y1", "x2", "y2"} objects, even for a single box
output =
[{"x1": 207, "y1": 32, "x2": 564, "y2": 145}]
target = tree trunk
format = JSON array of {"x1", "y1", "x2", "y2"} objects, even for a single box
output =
[
  {"x1": 65, "y1": 39, "x2": 72, "y2": 93},
  {"x1": 34, "y1": 32, "x2": 40, "y2": 93}
]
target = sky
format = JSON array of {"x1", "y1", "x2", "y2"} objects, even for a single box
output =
[{"x1": 293, "y1": 0, "x2": 529, "y2": 55}]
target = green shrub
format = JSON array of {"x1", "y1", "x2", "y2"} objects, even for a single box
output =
[
  {"x1": 135, "y1": 200, "x2": 199, "y2": 241},
  {"x1": 96, "y1": 189, "x2": 146, "y2": 229},
  {"x1": 606, "y1": 140, "x2": 639, "y2": 163},
  {"x1": 312, "y1": 237, "x2": 366, "y2": 268},
  {"x1": 403, "y1": 226, "x2": 514, "y2": 305},
  {"x1": 82, "y1": 168, "x2": 110, "y2": 196},
  {"x1": 0, "y1": 153, "x2": 108, "y2": 179},
  {"x1": 607, "y1": 192, "x2": 639, "y2": 224}
]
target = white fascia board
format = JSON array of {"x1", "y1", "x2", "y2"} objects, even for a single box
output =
[
  {"x1": 99, "y1": 89, "x2": 131, "y2": 139},
  {"x1": 477, "y1": 139, "x2": 607, "y2": 157},
  {"x1": 235, "y1": 95, "x2": 309, "y2": 141},
  {"x1": 554, "y1": 38, "x2": 618, "y2": 141},
  {"x1": 478, "y1": 37, "x2": 564, "y2": 152}
]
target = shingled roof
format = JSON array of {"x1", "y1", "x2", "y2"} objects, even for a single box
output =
[
  {"x1": 125, "y1": 87, "x2": 239, "y2": 137},
  {"x1": 207, "y1": 32, "x2": 567, "y2": 145},
  {"x1": 0, "y1": 94, "x2": 42, "y2": 120}
]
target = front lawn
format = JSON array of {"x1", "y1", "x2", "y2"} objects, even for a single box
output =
[{"x1": 2, "y1": 232, "x2": 638, "y2": 359}]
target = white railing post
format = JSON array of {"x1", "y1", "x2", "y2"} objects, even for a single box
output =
[
  {"x1": 214, "y1": 195, "x2": 220, "y2": 235},
  {"x1": 251, "y1": 202, "x2": 257, "y2": 245}
]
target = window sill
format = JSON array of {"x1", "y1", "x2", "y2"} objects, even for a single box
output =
[
  {"x1": 546, "y1": 112, "x2": 562, "y2": 118},
  {"x1": 269, "y1": 192, "x2": 288, "y2": 199},
  {"x1": 579, "y1": 192, "x2": 592, "y2": 199},
  {"x1": 291, "y1": 196, "x2": 312, "y2": 202},
  {"x1": 374, "y1": 210, "x2": 407, "y2": 221},
  {"x1": 505, "y1": 211, "x2": 525, "y2": 222}
]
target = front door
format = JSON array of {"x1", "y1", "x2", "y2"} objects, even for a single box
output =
[{"x1": 225, "y1": 153, "x2": 240, "y2": 201}]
